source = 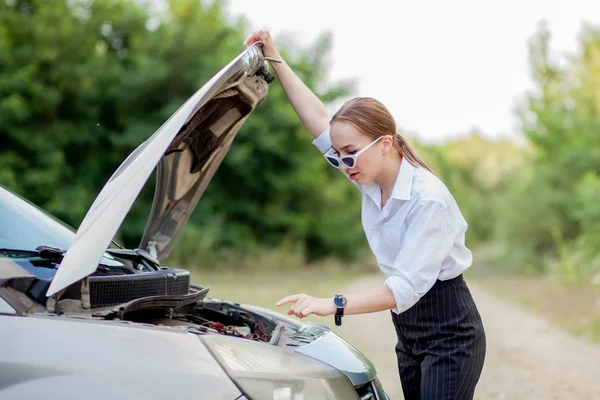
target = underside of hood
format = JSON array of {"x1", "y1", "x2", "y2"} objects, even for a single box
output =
[
  {"x1": 47, "y1": 43, "x2": 273, "y2": 297},
  {"x1": 139, "y1": 84, "x2": 256, "y2": 261}
]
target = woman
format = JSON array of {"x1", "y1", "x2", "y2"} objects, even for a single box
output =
[{"x1": 244, "y1": 31, "x2": 486, "y2": 400}]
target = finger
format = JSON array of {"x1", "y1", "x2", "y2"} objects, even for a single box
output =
[
  {"x1": 292, "y1": 300, "x2": 309, "y2": 313},
  {"x1": 259, "y1": 30, "x2": 270, "y2": 41},
  {"x1": 276, "y1": 294, "x2": 301, "y2": 306},
  {"x1": 289, "y1": 302, "x2": 308, "y2": 318},
  {"x1": 244, "y1": 32, "x2": 261, "y2": 46},
  {"x1": 244, "y1": 37, "x2": 257, "y2": 46},
  {"x1": 289, "y1": 299, "x2": 309, "y2": 316},
  {"x1": 297, "y1": 303, "x2": 313, "y2": 318},
  {"x1": 300, "y1": 305, "x2": 314, "y2": 318},
  {"x1": 290, "y1": 297, "x2": 310, "y2": 318}
]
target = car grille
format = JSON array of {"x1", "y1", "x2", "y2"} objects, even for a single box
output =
[
  {"x1": 356, "y1": 378, "x2": 388, "y2": 400},
  {"x1": 355, "y1": 381, "x2": 376, "y2": 400},
  {"x1": 64, "y1": 268, "x2": 190, "y2": 308}
]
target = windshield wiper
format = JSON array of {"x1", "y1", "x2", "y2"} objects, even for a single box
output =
[
  {"x1": 36, "y1": 245, "x2": 66, "y2": 259},
  {"x1": 0, "y1": 246, "x2": 65, "y2": 260},
  {"x1": 105, "y1": 248, "x2": 160, "y2": 270},
  {"x1": 0, "y1": 248, "x2": 39, "y2": 257}
]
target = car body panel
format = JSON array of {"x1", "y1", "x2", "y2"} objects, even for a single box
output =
[
  {"x1": 47, "y1": 43, "x2": 269, "y2": 297},
  {"x1": 241, "y1": 304, "x2": 377, "y2": 386},
  {"x1": 296, "y1": 327, "x2": 377, "y2": 386},
  {"x1": 0, "y1": 257, "x2": 34, "y2": 281},
  {"x1": 0, "y1": 298, "x2": 15, "y2": 314},
  {"x1": 0, "y1": 315, "x2": 242, "y2": 399}
]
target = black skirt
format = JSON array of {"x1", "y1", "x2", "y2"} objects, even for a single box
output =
[{"x1": 390, "y1": 274, "x2": 486, "y2": 400}]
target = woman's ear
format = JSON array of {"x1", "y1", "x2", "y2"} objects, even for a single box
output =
[{"x1": 382, "y1": 135, "x2": 395, "y2": 154}]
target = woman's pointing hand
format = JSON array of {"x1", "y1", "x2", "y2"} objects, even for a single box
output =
[{"x1": 276, "y1": 293, "x2": 336, "y2": 318}]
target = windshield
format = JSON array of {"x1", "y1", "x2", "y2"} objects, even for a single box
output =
[
  {"x1": 0, "y1": 185, "x2": 125, "y2": 268},
  {"x1": 0, "y1": 185, "x2": 75, "y2": 251}
]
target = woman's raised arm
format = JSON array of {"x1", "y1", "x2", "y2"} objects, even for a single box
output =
[{"x1": 245, "y1": 30, "x2": 330, "y2": 139}]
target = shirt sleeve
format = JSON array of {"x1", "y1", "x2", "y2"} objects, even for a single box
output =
[
  {"x1": 312, "y1": 126, "x2": 333, "y2": 153},
  {"x1": 384, "y1": 199, "x2": 453, "y2": 314}
]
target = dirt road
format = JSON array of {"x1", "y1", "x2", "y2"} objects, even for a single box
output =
[{"x1": 335, "y1": 274, "x2": 600, "y2": 399}]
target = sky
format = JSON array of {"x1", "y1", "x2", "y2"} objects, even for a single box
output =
[{"x1": 225, "y1": 0, "x2": 600, "y2": 143}]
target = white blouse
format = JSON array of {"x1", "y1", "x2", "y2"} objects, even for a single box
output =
[{"x1": 314, "y1": 129, "x2": 472, "y2": 314}]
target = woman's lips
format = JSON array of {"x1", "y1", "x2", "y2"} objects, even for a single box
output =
[{"x1": 349, "y1": 172, "x2": 359, "y2": 180}]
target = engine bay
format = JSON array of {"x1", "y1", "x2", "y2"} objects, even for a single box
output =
[
  {"x1": 122, "y1": 297, "x2": 278, "y2": 343},
  {"x1": 1, "y1": 255, "x2": 318, "y2": 349},
  {"x1": 112, "y1": 290, "x2": 320, "y2": 349}
]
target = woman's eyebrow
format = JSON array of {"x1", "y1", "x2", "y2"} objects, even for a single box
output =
[
  {"x1": 331, "y1": 143, "x2": 354, "y2": 153},
  {"x1": 331, "y1": 144, "x2": 355, "y2": 153}
]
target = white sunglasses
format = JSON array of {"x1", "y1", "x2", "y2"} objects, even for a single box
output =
[{"x1": 324, "y1": 136, "x2": 383, "y2": 169}]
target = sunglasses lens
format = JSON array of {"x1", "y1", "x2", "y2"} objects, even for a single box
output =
[
  {"x1": 326, "y1": 157, "x2": 340, "y2": 168},
  {"x1": 341, "y1": 157, "x2": 355, "y2": 168}
]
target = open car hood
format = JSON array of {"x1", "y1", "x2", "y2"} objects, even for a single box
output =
[{"x1": 47, "y1": 43, "x2": 272, "y2": 297}]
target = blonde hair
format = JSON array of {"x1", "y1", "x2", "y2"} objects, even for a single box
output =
[{"x1": 330, "y1": 97, "x2": 433, "y2": 173}]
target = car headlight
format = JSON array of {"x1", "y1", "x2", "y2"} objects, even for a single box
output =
[{"x1": 200, "y1": 335, "x2": 359, "y2": 400}]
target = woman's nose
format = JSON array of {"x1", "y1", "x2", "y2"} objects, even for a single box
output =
[{"x1": 339, "y1": 164, "x2": 349, "y2": 172}]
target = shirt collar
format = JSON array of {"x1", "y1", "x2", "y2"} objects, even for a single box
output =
[
  {"x1": 362, "y1": 157, "x2": 415, "y2": 204},
  {"x1": 391, "y1": 157, "x2": 415, "y2": 201}
]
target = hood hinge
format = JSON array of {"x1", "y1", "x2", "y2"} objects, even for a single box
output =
[
  {"x1": 46, "y1": 277, "x2": 91, "y2": 315},
  {"x1": 147, "y1": 240, "x2": 158, "y2": 260}
]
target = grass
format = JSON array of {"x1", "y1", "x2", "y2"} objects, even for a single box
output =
[
  {"x1": 470, "y1": 272, "x2": 600, "y2": 343},
  {"x1": 179, "y1": 248, "x2": 600, "y2": 344}
]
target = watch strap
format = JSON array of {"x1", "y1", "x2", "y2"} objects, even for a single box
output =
[
  {"x1": 334, "y1": 295, "x2": 346, "y2": 326},
  {"x1": 335, "y1": 314, "x2": 342, "y2": 326}
]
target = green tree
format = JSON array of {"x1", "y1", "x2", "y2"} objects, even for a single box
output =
[
  {"x1": 421, "y1": 132, "x2": 527, "y2": 248},
  {"x1": 0, "y1": 0, "x2": 361, "y2": 265},
  {"x1": 496, "y1": 21, "x2": 600, "y2": 276}
]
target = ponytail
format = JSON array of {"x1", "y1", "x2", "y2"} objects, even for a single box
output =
[{"x1": 393, "y1": 132, "x2": 433, "y2": 173}]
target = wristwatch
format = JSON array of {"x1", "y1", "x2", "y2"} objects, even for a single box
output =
[{"x1": 333, "y1": 294, "x2": 347, "y2": 326}]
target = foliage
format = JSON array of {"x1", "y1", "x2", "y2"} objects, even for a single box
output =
[
  {"x1": 420, "y1": 132, "x2": 527, "y2": 247},
  {"x1": 2, "y1": 1, "x2": 599, "y2": 279},
  {"x1": 497, "y1": 22, "x2": 600, "y2": 279},
  {"x1": 0, "y1": 0, "x2": 364, "y2": 265}
]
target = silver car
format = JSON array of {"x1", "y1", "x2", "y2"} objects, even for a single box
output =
[{"x1": 0, "y1": 43, "x2": 389, "y2": 400}]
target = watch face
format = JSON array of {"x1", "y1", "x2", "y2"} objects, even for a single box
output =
[{"x1": 334, "y1": 295, "x2": 347, "y2": 308}]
